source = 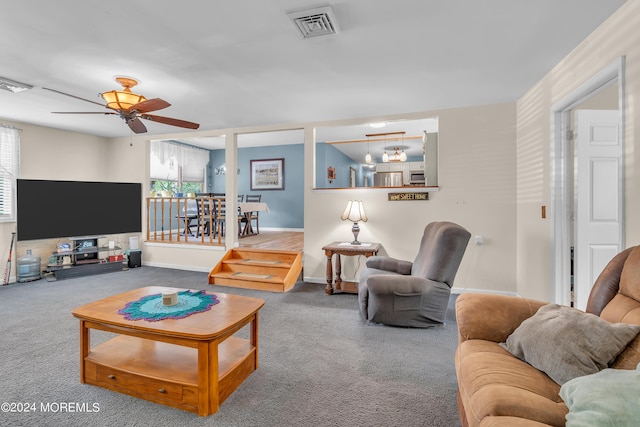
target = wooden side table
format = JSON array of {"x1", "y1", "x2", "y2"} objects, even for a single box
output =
[{"x1": 322, "y1": 242, "x2": 381, "y2": 295}]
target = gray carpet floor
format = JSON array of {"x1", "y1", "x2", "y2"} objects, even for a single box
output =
[{"x1": 0, "y1": 267, "x2": 461, "y2": 427}]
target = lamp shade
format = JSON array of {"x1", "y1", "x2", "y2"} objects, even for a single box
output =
[
  {"x1": 101, "y1": 89, "x2": 146, "y2": 110},
  {"x1": 340, "y1": 200, "x2": 367, "y2": 223}
]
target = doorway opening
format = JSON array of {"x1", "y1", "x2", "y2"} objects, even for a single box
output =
[{"x1": 550, "y1": 57, "x2": 625, "y2": 308}]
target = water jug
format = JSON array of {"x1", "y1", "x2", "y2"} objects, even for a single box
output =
[{"x1": 17, "y1": 249, "x2": 41, "y2": 282}]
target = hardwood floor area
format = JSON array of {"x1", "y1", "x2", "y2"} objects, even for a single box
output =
[
  {"x1": 238, "y1": 230, "x2": 304, "y2": 252},
  {"x1": 147, "y1": 228, "x2": 303, "y2": 252}
]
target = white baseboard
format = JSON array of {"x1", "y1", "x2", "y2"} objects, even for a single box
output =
[{"x1": 261, "y1": 227, "x2": 304, "y2": 232}]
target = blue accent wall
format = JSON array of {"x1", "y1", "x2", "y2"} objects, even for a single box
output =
[
  {"x1": 316, "y1": 142, "x2": 377, "y2": 188},
  {"x1": 209, "y1": 144, "x2": 304, "y2": 228}
]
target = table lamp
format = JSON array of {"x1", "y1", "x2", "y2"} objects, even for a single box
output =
[{"x1": 340, "y1": 200, "x2": 367, "y2": 245}]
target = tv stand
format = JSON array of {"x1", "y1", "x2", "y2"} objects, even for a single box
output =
[{"x1": 47, "y1": 236, "x2": 124, "y2": 280}]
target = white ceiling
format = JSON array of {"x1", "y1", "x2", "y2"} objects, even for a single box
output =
[{"x1": 0, "y1": 0, "x2": 626, "y2": 150}]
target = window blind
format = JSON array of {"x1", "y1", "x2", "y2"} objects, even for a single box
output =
[
  {"x1": 150, "y1": 140, "x2": 209, "y2": 182},
  {"x1": 0, "y1": 126, "x2": 20, "y2": 221}
]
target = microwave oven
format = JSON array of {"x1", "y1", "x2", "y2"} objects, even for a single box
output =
[{"x1": 409, "y1": 171, "x2": 426, "y2": 185}]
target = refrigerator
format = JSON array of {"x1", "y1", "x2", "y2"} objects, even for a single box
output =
[{"x1": 373, "y1": 172, "x2": 403, "y2": 187}]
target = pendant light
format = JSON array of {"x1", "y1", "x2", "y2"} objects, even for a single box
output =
[
  {"x1": 382, "y1": 134, "x2": 389, "y2": 162},
  {"x1": 365, "y1": 135, "x2": 372, "y2": 164},
  {"x1": 399, "y1": 132, "x2": 407, "y2": 161}
]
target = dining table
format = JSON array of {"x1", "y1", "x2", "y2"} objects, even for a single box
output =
[{"x1": 238, "y1": 202, "x2": 270, "y2": 236}]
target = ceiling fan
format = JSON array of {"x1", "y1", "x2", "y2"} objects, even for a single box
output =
[{"x1": 44, "y1": 76, "x2": 200, "y2": 134}]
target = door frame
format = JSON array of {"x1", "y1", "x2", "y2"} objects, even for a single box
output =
[{"x1": 550, "y1": 57, "x2": 625, "y2": 306}]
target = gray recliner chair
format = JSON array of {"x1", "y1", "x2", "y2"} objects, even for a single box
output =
[{"x1": 358, "y1": 221, "x2": 471, "y2": 327}]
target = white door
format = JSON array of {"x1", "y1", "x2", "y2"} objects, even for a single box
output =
[{"x1": 574, "y1": 109, "x2": 622, "y2": 310}]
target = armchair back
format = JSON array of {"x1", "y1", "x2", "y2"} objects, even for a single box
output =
[{"x1": 411, "y1": 221, "x2": 471, "y2": 287}]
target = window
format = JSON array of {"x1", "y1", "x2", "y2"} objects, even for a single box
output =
[
  {"x1": 0, "y1": 126, "x2": 19, "y2": 222},
  {"x1": 150, "y1": 140, "x2": 209, "y2": 195}
]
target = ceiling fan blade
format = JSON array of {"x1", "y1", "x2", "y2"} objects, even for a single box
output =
[
  {"x1": 141, "y1": 114, "x2": 200, "y2": 130},
  {"x1": 52, "y1": 111, "x2": 117, "y2": 115},
  {"x1": 43, "y1": 87, "x2": 106, "y2": 107},
  {"x1": 127, "y1": 117, "x2": 148, "y2": 134},
  {"x1": 132, "y1": 98, "x2": 171, "y2": 113}
]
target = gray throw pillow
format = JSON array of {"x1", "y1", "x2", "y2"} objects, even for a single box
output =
[{"x1": 500, "y1": 304, "x2": 640, "y2": 385}]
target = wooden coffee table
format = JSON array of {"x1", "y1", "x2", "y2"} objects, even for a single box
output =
[{"x1": 72, "y1": 286, "x2": 264, "y2": 416}]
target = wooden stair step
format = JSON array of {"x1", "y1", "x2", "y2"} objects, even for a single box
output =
[
  {"x1": 209, "y1": 248, "x2": 303, "y2": 293},
  {"x1": 219, "y1": 263, "x2": 288, "y2": 276},
  {"x1": 211, "y1": 271, "x2": 283, "y2": 283},
  {"x1": 223, "y1": 258, "x2": 291, "y2": 269}
]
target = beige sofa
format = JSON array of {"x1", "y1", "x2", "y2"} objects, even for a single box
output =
[{"x1": 455, "y1": 246, "x2": 640, "y2": 426}]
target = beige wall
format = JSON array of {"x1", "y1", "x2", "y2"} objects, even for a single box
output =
[
  {"x1": 516, "y1": 1, "x2": 640, "y2": 301},
  {"x1": 304, "y1": 103, "x2": 517, "y2": 293}
]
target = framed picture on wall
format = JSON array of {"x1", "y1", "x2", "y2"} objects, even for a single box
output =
[{"x1": 250, "y1": 158, "x2": 285, "y2": 190}]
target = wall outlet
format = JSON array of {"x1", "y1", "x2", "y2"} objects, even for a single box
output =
[{"x1": 474, "y1": 235, "x2": 484, "y2": 246}]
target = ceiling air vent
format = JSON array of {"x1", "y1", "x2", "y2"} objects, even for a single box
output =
[
  {"x1": 0, "y1": 76, "x2": 32, "y2": 93},
  {"x1": 287, "y1": 5, "x2": 340, "y2": 38}
]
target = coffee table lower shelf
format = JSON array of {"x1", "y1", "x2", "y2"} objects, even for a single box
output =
[{"x1": 83, "y1": 334, "x2": 254, "y2": 415}]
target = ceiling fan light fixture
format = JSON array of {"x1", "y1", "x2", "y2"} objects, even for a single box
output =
[
  {"x1": 46, "y1": 75, "x2": 199, "y2": 134},
  {"x1": 101, "y1": 76, "x2": 146, "y2": 110},
  {"x1": 101, "y1": 89, "x2": 146, "y2": 110}
]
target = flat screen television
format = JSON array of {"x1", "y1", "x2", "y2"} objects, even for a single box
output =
[{"x1": 17, "y1": 179, "x2": 142, "y2": 241}]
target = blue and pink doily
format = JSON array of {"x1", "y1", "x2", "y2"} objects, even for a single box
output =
[{"x1": 118, "y1": 290, "x2": 219, "y2": 321}]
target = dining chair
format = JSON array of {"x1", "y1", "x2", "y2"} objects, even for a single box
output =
[
  {"x1": 243, "y1": 194, "x2": 262, "y2": 235},
  {"x1": 215, "y1": 198, "x2": 242, "y2": 237},
  {"x1": 195, "y1": 195, "x2": 215, "y2": 237},
  {"x1": 176, "y1": 198, "x2": 200, "y2": 237}
]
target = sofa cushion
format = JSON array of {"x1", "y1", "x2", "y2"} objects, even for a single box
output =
[
  {"x1": 500, "y1": 304, "x2": 640, "y2": 385},
  {"x1": 455, "y1": 340, "x2": 567, "y2": 427},
  {"x1": 619, "y1": 245, "x2": 640, "y2": 301},
  {"x1": 479, "y1": 417, "x2": 556, "y2": 427},
  {"x1": 599, "y1": 292, "x2": 640, "y2": 369},
  {"x1": 559, "y1": 363, "x2": 640, "y2": 427}
]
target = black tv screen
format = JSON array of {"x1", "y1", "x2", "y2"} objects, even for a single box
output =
[{"x1": 17, "y1": 179, "x2": 142, "y2": 241}]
